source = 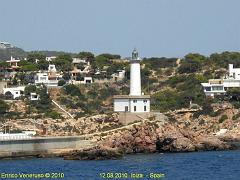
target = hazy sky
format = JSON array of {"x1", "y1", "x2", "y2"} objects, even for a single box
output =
[{"x1": 0, "y1": 0, "x2": 240, "y2": 57}]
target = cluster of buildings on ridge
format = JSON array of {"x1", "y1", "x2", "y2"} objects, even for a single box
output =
[
  {"x1": 0, "y1": 55, "x2": 126, "y2": 100},
  {"x1": 0, "y1": 42, "x2": 13, "y2": 49},
  {"x1": 201, "y1": 64, "x2": 240, "y2": 97},
  {"x1": 1, "y1": 43, "x2": 240, "y2": 114}
]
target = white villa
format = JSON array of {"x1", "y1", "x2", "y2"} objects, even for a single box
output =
[
  {"x1": 202, "y1": 64, "x2": 240, "y2": 97},
  {"x1": 71, "y1": 77, "x2": 93, "y2": 85},
  {"x1": 3, "y1": 86, "x2": 25, "y2": 99},
  {"x1": 113, "y1": 49, "x2": 150, "y2": 124},
  {"x1": 6, "y1": 56, "x2": 21, "y2": 70},
  {"x1": 35, "y1": 64, "x2": 59, "y2": 87},
  {"x1": 72, "y1": 57, "x2": 89, "y2": 65},
  {"x1": 111, "y1": 70, "x2": 125, "y2": 82},
  {"x1": 45, "y1": 56, "x2": 57, "y2": 62}
]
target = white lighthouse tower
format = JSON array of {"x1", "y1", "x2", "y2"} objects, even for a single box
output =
[
  {"x1": 113, "y1": 49, "x2": 151, "y2": 124},
  {"x1": 130, "y1": 49, "x2": 142, "y2": 96}
]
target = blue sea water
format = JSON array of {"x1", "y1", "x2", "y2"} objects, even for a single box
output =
[{"x1": 0, "y1": 150, "x2": 239, "y2": 180}]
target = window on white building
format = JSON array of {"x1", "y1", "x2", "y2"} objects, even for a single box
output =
[
  {"x1": 134, "y1": 106, "x2": 136, "y2": 112},
  {"x1": 40, "y1": 77, "x2": 47, "y2": 81},
  {"x1": 212, "y1": 86, "x2": 223, "y2": 91},
  {"x1": 143, "y1": 100, "x2": 147, "y2": 103},
  {"x1": 205, "y1": 87, "x2": 211, "y2": 91},
  {"x1": 133, "y1": 100, "x2": 137, "y2": 103},
  {"x1": 125, "y1": 106, "x2": 128, "y2": 112},
  {"x1": 144, "y1": 106, "x2": 147, "y2": 111}
]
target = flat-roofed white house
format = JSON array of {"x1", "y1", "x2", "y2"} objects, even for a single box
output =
[
  {"x1": 111, "y1": 70, "x2": 126, "y2": 82},
  {"x1": 113, "y1": 49, "x2": 151, "y2": 124},
  {"x1": 72, "y1": 58, "x2": 88, "y2": 65},
  {"x1": 35, "y1": 73, "x2": 59, "y2": 87},
  {"x1": 35, "y1": 64, "x2": 59, "y2": 87},
  {"x1": 6, "y1": 56, "x2": 21, "y2": 70},
  {"x1": 45, "y1": 56, "x2": 56, "y2": 62},
  {"x1": 3, "y1": 86, "x2": 25, "y2": 99},
  {"x1": 202, "y1": 64, "x2": 240, "y2": 97},
  {"x1": 71, "y1": 76, "x2": 93, "y2": 85},
  {"x1": 201, "y1": 79, "x2": 225, "y2": 97}
]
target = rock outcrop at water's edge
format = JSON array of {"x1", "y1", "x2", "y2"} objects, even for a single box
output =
[
  {"x1": 63, "y1": 147, "x2": 123, "y2": 160},
  {"x1": 95, "y1": 121, "x2": 234, "y2": 155},
  {"x1": 64, "y1": 118, "x2": 236, "y2": 160}
]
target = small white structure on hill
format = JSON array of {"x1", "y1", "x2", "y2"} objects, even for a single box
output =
[
  {"x1": 202, "y1": 64, "x2": 240, "y2": 97},
  {"x1": 113, "y1": 49, "x2": 150, "y2": 116},
  {"x1": 112, "y1": 70, "x2": 126, "y2": 82},
  {"x1": 30, "y1": 93, "x2": 39, "y2": 101},
  {"x1": 46, "y1": 56, "x2": 56, "y2": 62}
]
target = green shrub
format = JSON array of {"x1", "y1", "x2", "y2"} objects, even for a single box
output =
[
  {"x1": 75, "y1": 112, "x2": 86, "y2": 118},
  {"x1": 24, "y1": 85, "x2": 37, "y2": 95},
  {"x1": 193, "y1": 99, "x2": 214, "y2": 118},
  {"x1": 5, "y1": 111, "x2": 22, "y2": 119},
  {"x1": 0, "y1": 100, "x2": 9, "y2": 115},
  {"x1": 209, "y1": 110, "x2": 222, "y2": 117},
  {"x1": 178, "y1": 60, "x2": 201, "y2": 74},
  {"x1": 198, "y1": 119, "x2": 205, "y2": 125},
  {"x1": 219, "y1": 115, "x2": 228, "y2": 123},
  {"x1": 151, "y1": 89, "x2": 180, "y2": 112},
  {"x1": 35, "y1": 86, "x2": 52, "y2": 112},
  {"x1": 142, "y1": 57, "x2": 177, "y2": 69},
  {"x1": 232, "y1": 113, "x2": 240, "y2": 121},
  {"x1": 45, "y1": 111, "x2": 62, "y2": 119},
  {"x1": 63, "y1": 84, "x2": 82, "y2": 97},
  {"x1": 58, "y1": 79, "x2": 66, "y2": 86},
  {"x1": 230, "y1": 101, "x2": 240, "y2": 109},
  {"x1": 62, "y1": 72, "x2": 71, "y2": 80}
]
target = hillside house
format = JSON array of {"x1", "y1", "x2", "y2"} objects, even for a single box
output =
[
  {"x1": 35, "y1": 64, "x2": 59, "y2": 87},
  {"x1": 6, "y1": 56, "x2": 21, "y2": 70},
  {"x1": 202, "y1": 64, "x2": 240, "y2": 97},
  {"x1": 3, "y1": 86, "x2": 25, "y2": 99}
]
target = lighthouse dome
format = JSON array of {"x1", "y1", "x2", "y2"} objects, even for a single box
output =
[{"x1": 132, "y1": 48, "x2": 140, "y2": 60}]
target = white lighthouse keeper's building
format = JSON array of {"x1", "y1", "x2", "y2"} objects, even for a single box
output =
[{"x1": 113, "y1": 49, "x2": 150, "y2": 124}]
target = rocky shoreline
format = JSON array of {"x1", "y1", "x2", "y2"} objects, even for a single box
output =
[
  {"x1": 62, "y1": 120, "x2": 238, "y2": 160},
  {"x1": 1, "y1": 102, "x2": 240, "y2": 160}
]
